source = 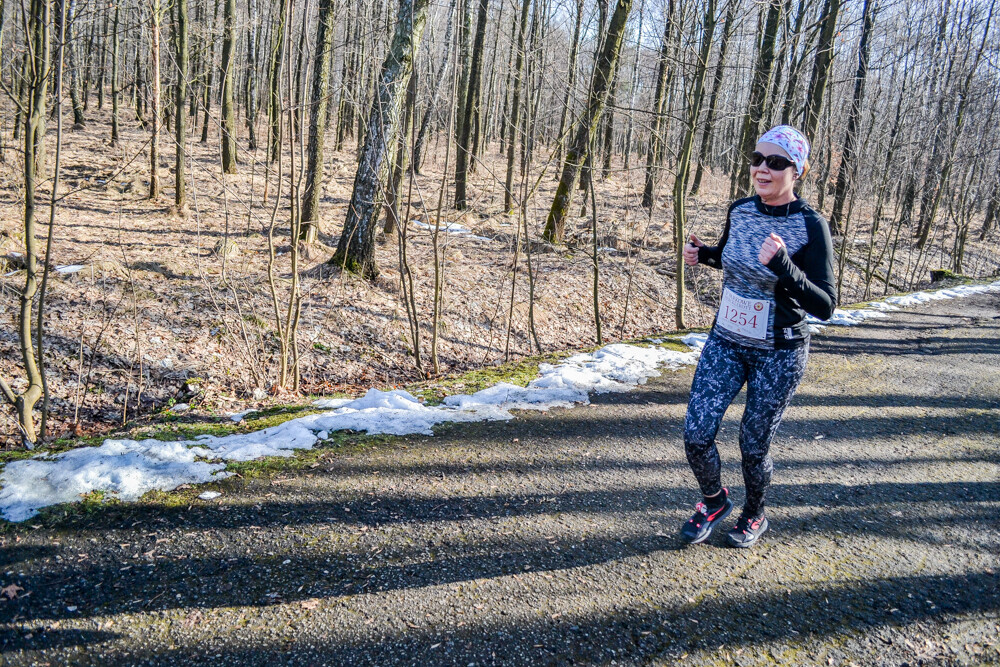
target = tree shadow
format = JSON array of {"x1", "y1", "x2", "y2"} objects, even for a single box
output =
[
  {"x1": 0, "y1": 628, "x2": 120, "y2": 654},
  {"x1": 3, "y1": 479, "x2": 996, "y2": 627},
  {"x1": 814, "y1": 329, "x2": 1000, "y2": 357},
  {"x1": 0, "y1": 544, "x2": 57, "y2": 568},
  {"x1": 28, "y1": 570, "x2": 997, "y2": 665}
]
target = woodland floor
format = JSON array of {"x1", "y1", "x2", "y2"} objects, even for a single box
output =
[
  {"x1": 0, "y1": 284, "x2": 997, "y2": 665},
  {"x1": 1, "y1": 107, "x2": 999, "y2": 445}
]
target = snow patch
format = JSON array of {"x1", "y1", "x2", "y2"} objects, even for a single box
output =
[
  {"x1": 0, "y1": 440, "x2": 230, "y2": 523},
  {"x1": 0, "y1": 342, "x2": 701, "y2": 521},
  {"x1": 410, "y1": 220, "x2": 474, "y2": 236},
  {"x1": 810, "y1": 280, "x2": 1000, "y2": 326},
  {"x1": 680, "y1": 333, "x2": 709, "y2": 351},
  {"x1": 228, "y1": 410, "x2": 255, "y2": 423}
]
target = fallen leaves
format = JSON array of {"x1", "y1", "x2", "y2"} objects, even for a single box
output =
[
  {"x1": 182, "y1": 610, "x2": 203, "y2": 628},
  {"x1": 2, "y1": 583, "x2": 25, "y2": 600}
]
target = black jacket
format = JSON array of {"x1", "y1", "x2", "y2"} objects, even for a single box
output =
[{"x1": 697, "y1": 196, "x2": 838, "y2": 349}]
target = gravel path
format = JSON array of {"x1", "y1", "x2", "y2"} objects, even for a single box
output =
[{"x1": 2, "y1": 292, "x2": 999, "y2": 666}]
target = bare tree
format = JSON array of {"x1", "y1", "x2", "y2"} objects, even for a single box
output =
[
  {"x1": 175, "y1": 0, "x2": 189, "y2": 209},
  {"x1": 149, "y1": 0, "x2": 162, "y2": 198},
  {"x1": 640, "y1": 0, "x2": 675, "y2": 209},
  {"x1": 329, "y1": 0, "x2": 432, "y2": 277},
  {"x1": 544, "y1": 0, "x2": 634, "y2": 243},
  {"x1": 300, "y1": 0, "x2": 338, "y2": 243},
  {"x1": 800, "y1": 0, "x2": 840, "y2": 142},
  {"x1": 732, "y1": 0, "x2": 782, "y2": 199},
  {"x1": 674, "y1": 0, "x2": 718, "y2": 328},
  {"x1": 221, "y1": 0, "x2": 237, "y2": 173},
  {"x1": 454, "y1": 0, "x2": 488, "y2": 209},
  {"x1": 829, "y1": 0, "x2": 876, "y2": 234}
]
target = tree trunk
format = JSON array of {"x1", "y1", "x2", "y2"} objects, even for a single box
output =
[
  {"x1": 979, "y1": 175, "x2": 999, "y2": 240},
  {"x1": 916, "y1": 0, "x2": 994, "y2": 249},
  {"x1": 97, "y1": 6, "x2": 108, "y2": 109},
  {"x1": 454, "y1": 0, "x2": 473, "y2": 153},
  {"x1": 621, "y1": 3, "x2": 643, "y2": 174},
  {"x1": 601, "y1": 72, "x2": 617, "y2": 178},
  {"x1": 384, "y1": 71, "x2": 417, "y2": 235},
  {"x1": 221, "y1": 0, "x2": 237, "y2": 173},
  {"x1": 543, "y1": 0, "x2": 633, "y2": 243},
  {"x1": 8, "y1": 0, "x2": 52, "y2": 445},
  {"x1": 579, "y1": 0, "x2": 609, "y2": 197},
  {"x1": 245, "y1": 0, "x2": 259, "y2": 150},
  {"x1": 829, "y1": 0, "x2": 875, "y2": 234},
  {"x1": 149, "y1": 0, "x2": 162, "y2": 199},
  {"x1": 690, "y1": 0, "x2": 735, "y2": 195},
  {"x1": 909, "y1": 1, "x2": 951, "y2": 245},
  {"x1": 13, "y1": 54, "x2": 27, "y2": 142},
  {"x1": 336, "y1": 5, "x2": 357, "y2": 150},
  {"x1": 554, "y1": 0, "x2": 583, "y2": 163},
  {"x1": 202, "y1": 0, "x2": 220, "y2": 144},
  {"x1": 175, "y1": 0, "x2": 188, "y2": 209},
  {"x1": 66, "y1": 0, "x2": 85, "y2": 126},
  {"x1": 779, "y1": 0, "x2": 810, "y2": 125},
  {"x1": 674, "y1": 0, "x2": 717, "y2": 329},
  {"x1": 477, "y1": 0, "x2": 505, "y2": 161},
  {"x1": 800, "y1": 0, "x2": 840, "y2": 142},
  {"x1": 503, "y1": 0, "x2": 531, "y2": 212},
  {"x1": 111, "y1": 5, "x2": 120, "y2": 144},
  {"x1": 733, "y1": 0, "x2": 782, "y2": 198},
  {"x1": 267, "y1": 0, "x2": 287, "y2": 160},
  {"x1": 329, "y1": 0, "x2": 432, "y2": 278},
  {"x1": 454, "y1": 0, "x2": 488, "y2": 210},
  {"x1": 300, "y1": 0, "x2": 338, "y2": 243},
  {"x1": 412, "y1": 0, "x2": 456, "y2": 174},
  {"x1": 640, "y1": 0, "x2": 675, "y2": 209}
]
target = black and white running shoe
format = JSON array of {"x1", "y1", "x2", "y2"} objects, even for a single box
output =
[
  {"x1": 726, "y1": 513, "x2": 769, "y2": 548},
  {"x1": 679, "y1": 489, "x2": 733, "y2": 544}
]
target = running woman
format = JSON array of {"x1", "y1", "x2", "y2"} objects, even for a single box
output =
[{"x1": 678, "y1": 125, "x2": 837, "y2": 548}]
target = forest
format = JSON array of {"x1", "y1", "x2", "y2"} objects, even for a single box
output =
[{"x1": 0, "y1": 0, "x2": 997, "y2": 447}]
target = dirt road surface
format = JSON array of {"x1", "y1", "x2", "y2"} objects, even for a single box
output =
[{"x1": 2, "y1": 292, "x2": 998, "y2": 666}]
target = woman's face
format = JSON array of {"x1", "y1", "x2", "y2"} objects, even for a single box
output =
[{"x1": 751, "y1": 141, "x2": 797, "y2": 203}]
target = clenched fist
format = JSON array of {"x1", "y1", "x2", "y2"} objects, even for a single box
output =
[
  {"x1": 683, "y1": 234, "x2": 703, "y2": 266},
  {"x1": 759, "y1": 233, "x2": 786, "y2": 265}
]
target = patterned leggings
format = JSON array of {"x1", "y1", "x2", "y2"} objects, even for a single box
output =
[{"x1": 684, "y1": 332, "x2": 809, "y2": 517}]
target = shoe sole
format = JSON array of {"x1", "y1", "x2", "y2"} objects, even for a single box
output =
[
  {"x1": 726, "y1": 517, "x2": 769, "y2": 548},
  {"x1": 680, "y1": 503, "x2": 733, "y2": 544}
]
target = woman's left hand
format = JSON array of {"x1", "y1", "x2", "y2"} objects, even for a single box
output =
[{"x1": 759, "y1": 233, "x2": 786, "y2": 265}]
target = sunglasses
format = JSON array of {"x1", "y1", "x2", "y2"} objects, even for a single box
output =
[{"x1": 750, "y1": 151, "x2": 796, "y2": 171}]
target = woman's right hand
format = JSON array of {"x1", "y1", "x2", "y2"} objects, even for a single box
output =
[{"x1": 683, "y1": 234, "x2": 703, "y2": 266}]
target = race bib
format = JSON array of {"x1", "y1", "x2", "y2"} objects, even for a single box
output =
[{"x1": 716, "y1": 288, "x2": 770, "y2": 340}]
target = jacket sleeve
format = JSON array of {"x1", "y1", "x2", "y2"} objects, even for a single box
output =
[
  {"x1": 696, "y1": 206, "x2": 732, "y2": 269},
  {"x1": 765, "y1": 210, "x2": 838, "y2": 320}
]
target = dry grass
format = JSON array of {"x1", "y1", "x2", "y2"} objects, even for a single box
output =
[{"x1": 0, "y1": 105, "x2": 996, "y2": 445}]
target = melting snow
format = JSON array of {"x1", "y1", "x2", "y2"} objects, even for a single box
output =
[
  {"x1": 410, "y1": 220, "x2": 474, "y2": 236},
  {"x1": 0, "y1": 341, "x2": 700, "y2": 521},
  {"x1": 1, "y1": 280, "x2": 998, "y2": 521}
]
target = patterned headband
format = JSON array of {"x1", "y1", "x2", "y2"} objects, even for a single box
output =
[{"x1": 758, "y1": 125, "x2": 810, "y2": 176}]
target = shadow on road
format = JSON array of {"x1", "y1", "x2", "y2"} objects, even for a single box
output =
[
  {"x1": 14, "y1": 570, "x2": 995, "y2": 665},
  {"x1": 3, "y1": 478, "x2": 996, "y2": 633}
]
